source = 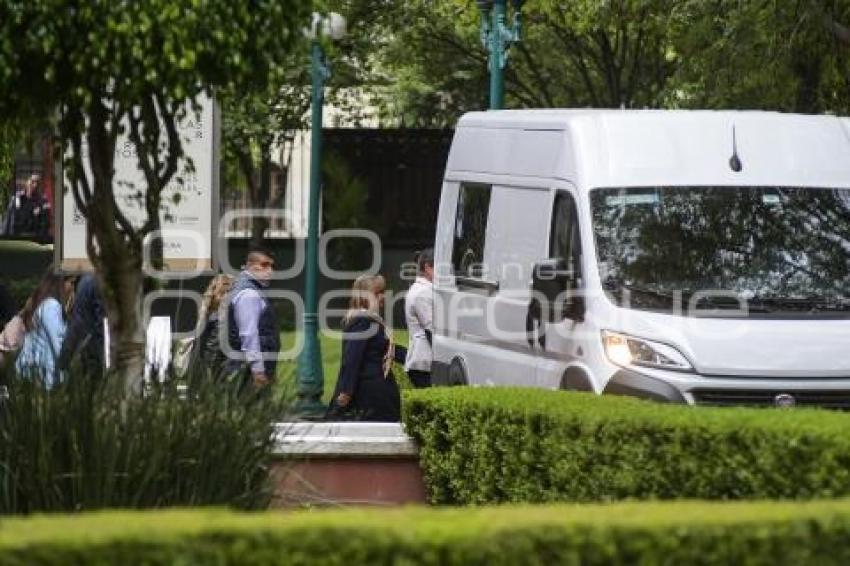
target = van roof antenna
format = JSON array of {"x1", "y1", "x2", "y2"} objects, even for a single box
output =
[{"x1": 729, "y1": 125, "x2": 743, "y2": 172}]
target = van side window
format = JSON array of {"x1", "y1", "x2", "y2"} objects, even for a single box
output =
[
  {"x1": 550, "y1": 191, "x2": 581, "y2": 273},
  {"x1": 452, "y1": 183, "x2": 492, "y2": 278}
]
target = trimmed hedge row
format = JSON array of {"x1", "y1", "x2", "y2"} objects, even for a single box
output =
[
  {"x1": 4, "y1": 501, "x2": 850, "y2": 564},
  {"x1": 402, "y1": 388, "x2": 850, "y2": 504}
]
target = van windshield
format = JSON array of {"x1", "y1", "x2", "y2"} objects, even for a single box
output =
[{"x1": 590, "y1": 186, "x2": 850, "y2": 317}]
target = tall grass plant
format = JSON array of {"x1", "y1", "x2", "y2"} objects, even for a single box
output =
[{"x1": 0, "y1": 363, "x2": 283, "y2": 514}]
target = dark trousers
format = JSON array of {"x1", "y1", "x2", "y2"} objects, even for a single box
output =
[{"x1": 407, "y1": 370, "x2": 431, "y2": 388}]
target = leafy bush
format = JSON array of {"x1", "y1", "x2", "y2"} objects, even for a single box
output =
[
  {"x1": 0, "y1": 276, "x2": 38, "y2": 312},
  {"x1": 402, "y1": 387, "x2": 850, "y2": 504},
  {"x1": 0, "y1": 365, "x2": 283, "y2": 513},
  {"x1": 3, "y1": 500, "x2": 850, "y2": 564}
]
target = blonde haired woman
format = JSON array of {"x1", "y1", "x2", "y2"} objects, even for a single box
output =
[
  {"x1": 327, "y1": 274, "x2": 406, "y2": 421},
  {"x1": 195, "y1": 274, "x2": 234, "y2": 373}
]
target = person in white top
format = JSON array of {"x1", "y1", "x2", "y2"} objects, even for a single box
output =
[{"x1": 404, "y1": 249, "x2": 434, "y2": 388}]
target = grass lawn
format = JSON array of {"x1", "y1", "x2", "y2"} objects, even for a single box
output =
[{"x1": 275, "y1": 328, "x2": 410, "y2": 404}]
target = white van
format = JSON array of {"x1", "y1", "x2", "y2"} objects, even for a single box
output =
[{"x1": 431, "y1": 109, "x2": 850, "y2": 407}]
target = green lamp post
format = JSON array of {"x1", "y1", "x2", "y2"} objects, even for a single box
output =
[
  {"x1": 297, "y1": 12, "x2": 347, "y2": 416},
  {"x1": 476, "y1": 0, "x2": 523, "y2": 110}
]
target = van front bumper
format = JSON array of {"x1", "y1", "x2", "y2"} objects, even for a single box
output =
[{"x1": 603, "y1": 368, "x2": 850, "y2": 409}]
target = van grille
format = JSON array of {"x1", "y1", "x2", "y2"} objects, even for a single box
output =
[{"x1": 691, "y1": 389, "x2": 850, "y2": 410}]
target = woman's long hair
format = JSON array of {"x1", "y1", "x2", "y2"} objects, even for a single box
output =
[
  {"x1": 20, "y1": 268, "x2": 68, "y2": 331},
  {"x1": 343, "y1": 274, "x2": 386, "y2": 326},
  {"x1": 198, "y1": 274, "x2": 234, "y2": 328}
]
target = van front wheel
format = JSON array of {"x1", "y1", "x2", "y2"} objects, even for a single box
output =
[
  {"x1": 448, "y1": 358, "x2": 469, "y2": 387},
  {"x1": 560, "y1": 368, "x2": 593, "y2": 392}
]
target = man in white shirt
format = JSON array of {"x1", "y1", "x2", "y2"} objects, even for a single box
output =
[{"x1": 404, "y1": 248, "x2": 434, "y2": 388}]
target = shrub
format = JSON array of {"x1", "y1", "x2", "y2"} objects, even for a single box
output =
[
  {"x1": 402, "y1": 387, "x2": 850, "y2": 504},
  {"x1": 3, "y1": 501, "x2": 850, "y2": 564},
  {"x1": 0, "y1": 276, "x2": 38, "y2": 312},
  {"x1": 0, "y1": 365, "x2": 284, "y2": 513}
]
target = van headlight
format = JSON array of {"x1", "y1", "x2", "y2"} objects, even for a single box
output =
[{"x1": 601, "y1": 330, "x2": 692, "y2": 372}]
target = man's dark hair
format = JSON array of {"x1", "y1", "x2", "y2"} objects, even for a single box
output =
[
  {"x1": 246, "y1": 246, "x2": 275, "y2": 264},
  {"x1": 415, "y1": 248, "x2": 434, "y2": 272}
]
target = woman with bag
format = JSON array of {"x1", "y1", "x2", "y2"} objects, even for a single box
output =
[
  {"x1": 327, "y1": 274, "x2": 406, "y2": 422},
  {"x1": 172, "y1": 274, "x2": 234, "y2": 378},
  {"x1": 14, "y1": 268, "x2": 76, "y2": 387},
  {"x1": 196, "y1": 274, "x2": 234, "y2": 373}
]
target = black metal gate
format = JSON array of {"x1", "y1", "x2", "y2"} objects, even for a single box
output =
[{"x1": 323, "y1": 128, "x2": 453, "y2": 248}]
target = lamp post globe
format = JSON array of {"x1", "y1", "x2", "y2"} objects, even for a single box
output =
[{"x1": 324, "y1": 12, "x2": 347, "y2": 41}]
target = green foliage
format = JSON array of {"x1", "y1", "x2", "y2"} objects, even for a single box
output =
[
  {"x1": 0, "y1": 240, "x2": 52, "y2": 279},
  {"x1": 0, "y1": 122, "x2": 14, "y2": 187},
  {"x1": 402, "y1": 387, "x2": 850, "y2": 504},
  {"x1": 0, "y1": 277, "x2": 37, "y2": 313},
  {"x1": 339, "y1": 0, "x2": 850, "y2": 125},
  {"x1": 0, "y1": 366, "x2": 282, "y2": 513},
  {"x1": 220, "y1": 48, "x2": 311, "y2": 243},
  {"x1": 5, "y1": 501, "x2": 850, "y2": 564},
  {"x1": 321, "y1": 150, "x2": 376, "y2": 270},
  {"x1": 0, "y1": 1, "x2": 310, "y2": 122},
  {"x1": 322, "y1": 151, "x2": 372, "y2": 231},
  {"x1": 345, "y1": 0, "x2": 687, "y2": 125},
  {"x1": 672, "y1": 1, "x2": 850, "y2": 113}
]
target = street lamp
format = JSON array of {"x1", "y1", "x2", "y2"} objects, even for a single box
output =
[
  {"x1": 297, "y1": 11, "x2": 346, "y2": 416},
  {"x1": 476, "y1": 0, "x2": 523, "y2": 110}
]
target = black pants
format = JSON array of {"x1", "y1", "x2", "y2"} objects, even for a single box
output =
[{"x1": 407, "y1": 370, "x2": 431, "y2": 388}]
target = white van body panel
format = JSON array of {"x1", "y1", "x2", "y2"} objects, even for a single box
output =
[
  {"x1": 433, "y1": 109, "x2": 850, "y2": 406},
  {"x1": 451, "y1": 110, "x2": 850, "y2": 188}
]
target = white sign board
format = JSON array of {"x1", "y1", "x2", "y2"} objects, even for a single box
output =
[{"x1": 58, "y1": 94, "x2": 219, "y2": 273}]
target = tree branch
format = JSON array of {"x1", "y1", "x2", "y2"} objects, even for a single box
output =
[
  {"x1": 548, "y1": 21, "x2": 602, "y2": 106},
  {"x1": 811, "y1": 0, "x2": 850, "y2": 45},
  {"x1": 156, "y1": 93, "x2": 182, "y2": 188},
  {"x1": 515, "y1": 41, "x2": 556, "y2": 107}
]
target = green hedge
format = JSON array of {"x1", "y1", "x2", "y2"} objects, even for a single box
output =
[
  {"x1": 3, "y1": 501, "x2": 850, "y2": 564},
  {"x1": 402, "y1": 388, "x2": 850, "y2": 504}
]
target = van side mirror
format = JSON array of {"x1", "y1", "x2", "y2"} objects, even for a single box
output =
[{"x1": 532, "y1": 258, "x2": 585, "y2": 322}]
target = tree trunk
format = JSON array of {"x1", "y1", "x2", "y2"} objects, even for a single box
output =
[
  {"x1": 80, "y1": 100, "x2": 148, "y2": 393},
  {"x1": 101, "y1": 251, "x2": 146, "y2": 393},
  {"x1": 250, "y1": 217, "x2": 269, "y2": 248},
  {"x1": 792, "y1": 47, "x2": 822, "y2": 114}
]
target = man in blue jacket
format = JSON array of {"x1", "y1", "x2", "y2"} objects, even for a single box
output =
[{"x1": 226, "y1": 247, "x2": 280, "y2": 389}]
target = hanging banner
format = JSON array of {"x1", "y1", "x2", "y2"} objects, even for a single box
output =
[{"x1": 57, "y1": 94, "x2": 219, "y2": 273}]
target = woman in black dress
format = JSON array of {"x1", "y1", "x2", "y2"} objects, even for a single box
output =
[{"x1": 328, "y1": 274, "x2": 405, "y2": 422}]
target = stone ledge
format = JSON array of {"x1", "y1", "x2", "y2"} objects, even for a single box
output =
[{"x1": 272, "y1": 422, "x2": 419, "y2": 458}]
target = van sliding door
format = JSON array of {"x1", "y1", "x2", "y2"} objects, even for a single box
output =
[
  {"x1": 536, "y1": 189, "x2": 585, "y2": 389},
  {"x1": 453, "y1": 183, "x2": 549, "y2": 385}
]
